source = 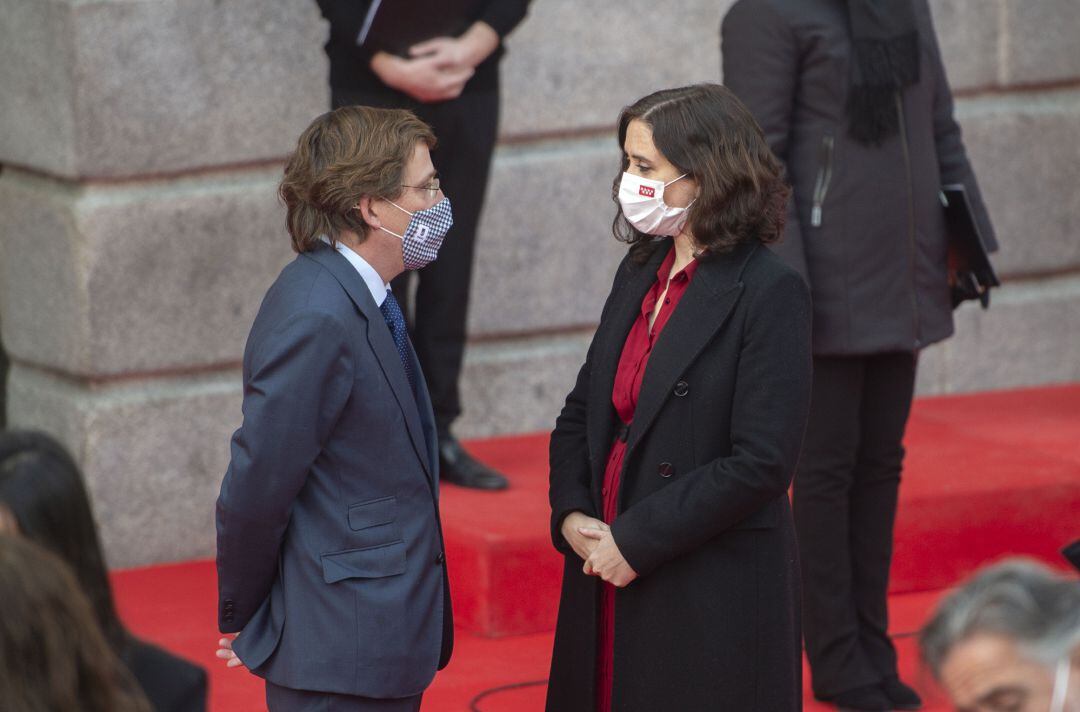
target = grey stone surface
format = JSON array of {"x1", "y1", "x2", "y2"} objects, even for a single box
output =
[
  {"x1": 1000, "y1": 0, "x2": 1080, "y2": 86},
  {"x1": 0, "y1": 0, "x2": 76, "y2": 175},
  {"x1": 0, "y1": 166, "x2": 294, "y2": 377},
  {"x1": 929, "y1": 0, "x2": 1002, "y2": 91},
  {"x1": 0, "y1": 171, "x2": 91, "y2": 374},
  {"x1": 501, "y1": 0, "x2": 730, "y2": 139},
  {"x1": 468, "y1": 137, "x2": 628, "y2": 337},
  {"x1": 0, "y1": 0, "x2": 328, "y2": 179},
  {"x1": 6, "y1": 364, "x2": 241, "y2": 567},
  {"x1": 455, "y1": 332, "x2": 592, "y2": 439},
  {"x1": 914, "y1": 337, "x2": 949, "y2": 396},
  {"x1": 956, "y1": 89, "x2": 1080, "y2": 277},
  {"x1": 918, "y1": 274, "x2": 1080, "y2": 394}
]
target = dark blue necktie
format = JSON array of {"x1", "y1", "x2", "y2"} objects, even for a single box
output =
[{"x1": 379, "y1": 291, "x2": 416, "y2": 394}]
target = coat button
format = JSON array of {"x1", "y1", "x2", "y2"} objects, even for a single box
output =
[
  {"x1": 674, "y1": 380, "x2": 689, "y2": 397},
  {"x1": 658, "y1": 462, "x2": 675, "y2": 478},
  {"x1": 435, "y1": 551, "x2": 445, "y2": 565}
]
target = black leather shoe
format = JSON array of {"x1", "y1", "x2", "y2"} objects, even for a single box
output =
[
  {"x1": 881, "y1": 676, "x2": 922, "y2": 710},
  {"x1": 818, "y1": 684, "x2": 894, "y2": 711},
  {"x1": 438, "y1": 435, "x2": 509, "y2": 490}
]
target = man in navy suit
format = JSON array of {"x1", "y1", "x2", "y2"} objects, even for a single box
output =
[{"x1": 215, "y1": 105, "x2": 454, "y2": 711}]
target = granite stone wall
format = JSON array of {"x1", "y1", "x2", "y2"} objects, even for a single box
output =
[{"x1": 1, "y1": 0, "x2": 1077, "y2": 566}]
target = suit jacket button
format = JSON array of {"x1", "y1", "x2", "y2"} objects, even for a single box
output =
[
  {"x1": 658, "y1": 462, "x2": 675, "y2": 478},
  {"x1": 674, "y1": 380, "x2": 689, "y2": 397},
  {"x1": 435, "y1": 552, "x2": 445, "y2": 565}
]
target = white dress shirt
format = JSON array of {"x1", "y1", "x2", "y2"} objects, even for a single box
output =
[{"x1": 326, "y1": 238, "x2": 391, "y2": 307}]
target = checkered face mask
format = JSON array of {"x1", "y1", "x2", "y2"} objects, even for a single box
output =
[{"x1": 380, "y1": 197, "x2": 453, "y2": 270}]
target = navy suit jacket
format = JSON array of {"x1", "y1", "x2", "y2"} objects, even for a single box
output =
[{"x1": 215, "y1": 243, "x2": 452, "y2": 697}]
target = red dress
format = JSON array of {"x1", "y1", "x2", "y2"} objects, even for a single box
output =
[{"x1": 595, "y1": 246, "x2": 699, "y2": 712}]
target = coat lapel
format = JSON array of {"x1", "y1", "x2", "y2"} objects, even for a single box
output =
[
  {"x1": 302, "y1": 247, "x2": 435, "y2": 486},
  {"x1": 586, "y1": 244, "x2": 669, "y2": 477},
  {"x1": 624, "y1": 243, "x2": 760, "y2": 462}
]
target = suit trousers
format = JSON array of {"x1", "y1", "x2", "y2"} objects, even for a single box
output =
[
  {"x1": 332, "y1": 87, "x2": 500, "y2": 434},
  {"x1": 266, "y1": 682, "x2": 422, "y2": 712},
  {"x1": 793, "y1": 352, "x2": 917, "y2": 698}
]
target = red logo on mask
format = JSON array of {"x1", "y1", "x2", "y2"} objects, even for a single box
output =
[{"x1": 639, "y1": 185, "x2": 656, "y2": 198}]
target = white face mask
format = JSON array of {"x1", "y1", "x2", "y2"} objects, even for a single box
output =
[
  {"x1": 618, "y1": 171, "x2": 696, "y2": 236},
  {"x1": 1051, "y1": 656, "x2": 1072, "y2": 712}
]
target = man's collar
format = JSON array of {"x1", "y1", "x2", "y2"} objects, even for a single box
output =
[{"x1": 321, "y1": 235, "x2": 390, "y2": 307}]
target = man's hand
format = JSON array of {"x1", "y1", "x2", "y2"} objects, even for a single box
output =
[
  {"x1": 581, "y1": 528, "x2": 638, "y2": 588},
  {"x1": 216, "y1": 635, "x2": 246, "y2": 670},
  {"x1": 560, "y1": 511, "x2": 610, "y2": 562},
  {"x1": 370, "y1": 52, "x2": 473, "y2": 103}
]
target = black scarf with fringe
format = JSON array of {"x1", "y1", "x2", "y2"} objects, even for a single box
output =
[{"x1": 846, "y1": 0, "x2": 921, "y2": 145}]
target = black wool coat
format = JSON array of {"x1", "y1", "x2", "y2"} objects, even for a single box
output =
[
  {"x1": 722, "y1": 0, "x2": 996, "y2": 356},
  {"x1": 546, "y1": 240, "x2": 812, "y2": 712}
]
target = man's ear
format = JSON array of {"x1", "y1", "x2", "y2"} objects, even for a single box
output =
[{"x1": 357, "y1": 196, "x2": 382, "y2": 231}]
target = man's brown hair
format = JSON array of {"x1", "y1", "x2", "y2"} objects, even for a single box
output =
[{"x1": 280, "y1": 106, "x2": 436, "y2": 253}]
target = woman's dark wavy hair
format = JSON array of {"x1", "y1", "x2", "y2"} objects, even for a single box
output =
[
  {"x1": 0, "y1": 534, "x2": 150, "y2": 712},
  {"x1": 0, "y1": 430, "x2": 128, "y2": 653},
  {"x1": 612, "y1": 83, "x2": 790, "y2": 263}
]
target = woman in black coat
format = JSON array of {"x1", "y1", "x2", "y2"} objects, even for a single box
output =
[
  {"x1": 546, "y1": 83, "x2": 813, "y2": 712},
  {"x1": 0, "y1": 430, "x2": 208, "y2": 712},
  {"x1": 722, "y1": 1, "x2": 996, "y2": 709}
]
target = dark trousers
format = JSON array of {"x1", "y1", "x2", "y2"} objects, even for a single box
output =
[
  {"x1": 332, "y1": 87, "x2": 500, "y2": 434},
  {"x1": 266, "y1": 682, "x2": 422, "y2": 712},
  {"x1": 793, "y1": 352, "x2": 917, "y2": 698}
]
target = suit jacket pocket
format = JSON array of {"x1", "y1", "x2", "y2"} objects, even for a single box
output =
[
  {"x1": 320, "y1": 542, "x2": 407, "y2": 583},
  {"x1": 348, "y1": 496, "x2": 397, "y2": 531}
]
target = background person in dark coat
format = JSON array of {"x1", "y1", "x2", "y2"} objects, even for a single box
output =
[
  {"x1": 0, "y1": 430, "x2": 207, "y2": 712},
  {"x1": 314, "y1": 0, "x2": 531, "y2": 490},
  {"x1": 546, "y1": 84, "x2": 812, "y2": 712},
  {"x1": 723, "y1": 1, "x2": 997, "y2": 709}
]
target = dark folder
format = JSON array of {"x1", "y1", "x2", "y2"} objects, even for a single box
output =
[
  {"x1": 942, "y1": 184, "x2": 999, "y2": 309},
  {"x1": 357, "y1": 0, "x2": 484, "y2": 57}
]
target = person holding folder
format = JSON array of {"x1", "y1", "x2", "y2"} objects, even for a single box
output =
[
  {"x1": 722, "y1": 1, "x2": 997, "y2": 709},
  {"x1": 314, "y1": 0, "x2": 532, "y2": 491}
]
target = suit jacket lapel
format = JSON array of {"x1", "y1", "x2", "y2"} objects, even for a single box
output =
[
  {"x1": 625, "y1": 243, "x2": 759, "y2": 462},
  {"x1": 303, "y1": 247, "x2": 435, "y2": 485},
  {"x1": 586, "y1": 244, "x2": 669, "y2": 481}
]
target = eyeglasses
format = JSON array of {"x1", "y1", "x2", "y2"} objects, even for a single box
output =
[{"x1": 400, "y1": 177, "x2": 441, "y2": 199}]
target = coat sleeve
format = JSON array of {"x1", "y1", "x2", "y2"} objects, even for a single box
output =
[
  {"x1": 315, "y1": 0, "x2": 377, "y2": 70},
  {"x1": 477, "y1": 0, "x2": 531, "y2": 39},
  {"x1": 922, "y1": 3, "x2": 998, "y2": 251},
  {"x1": 215, "y1": 310, "x2": 354, "y2": 633},
  {"x1": 549, "y1": 254, "x2": 633, "y2": 555},
  {"x1": 610, "y1": 269, "x2": 812, "y2": 578},
  {"x1": 721, "y1": 0, "x2": 809, "y2": 280}
]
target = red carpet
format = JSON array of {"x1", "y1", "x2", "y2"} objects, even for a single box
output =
[{"x1": 110, "y1": 384, "x2": 1080, "y2": 711}]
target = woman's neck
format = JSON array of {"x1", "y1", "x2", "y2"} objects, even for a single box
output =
[{"x1": 671, "y1": 232, "x2": 697, "y2": 275}]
